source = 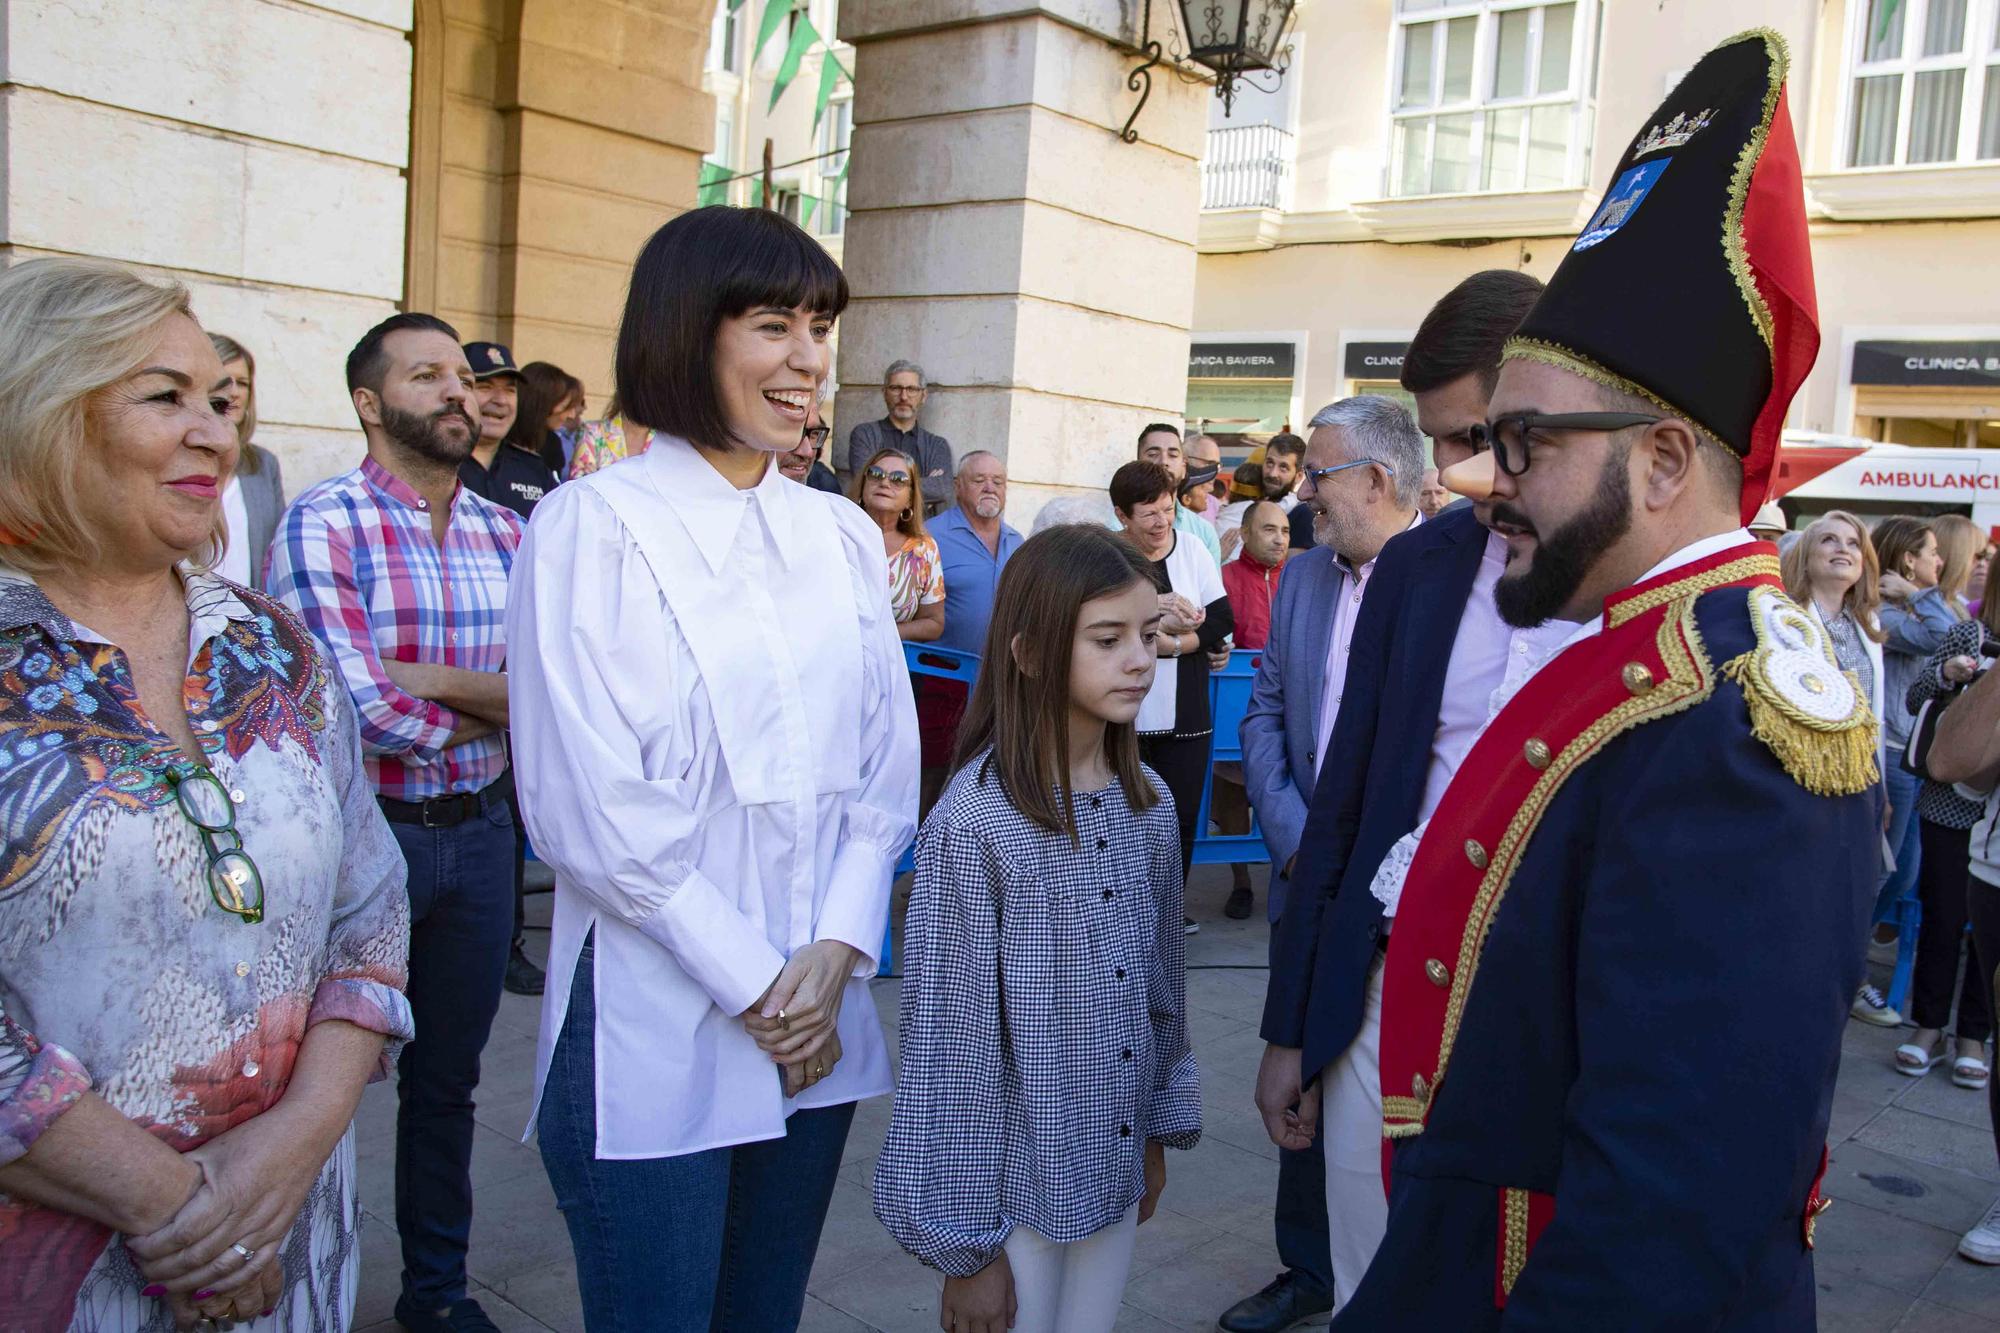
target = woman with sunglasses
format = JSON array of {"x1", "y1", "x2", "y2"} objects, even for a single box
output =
[
  {"x1": 505, "y1": 207, "x2": 918, "y2": 1330},
  {"x1": 853, "y1": 445, "x2": 946, "y2": 643},
  {"x1": 0, "y1": 258, "x2": 412, "y2": 1331}
]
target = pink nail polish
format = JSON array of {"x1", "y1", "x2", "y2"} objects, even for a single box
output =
[
  {"x1": 194, "y1": 1289, "x2": 216, "y2": 1301},
  {"x1": 142, "y1": 1284, "x2": 166, "y2": 1298}
]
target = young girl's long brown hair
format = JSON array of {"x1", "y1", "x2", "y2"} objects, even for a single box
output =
[{"x1": 951, "y1": 524, "x2": 1161, "y2": 840}]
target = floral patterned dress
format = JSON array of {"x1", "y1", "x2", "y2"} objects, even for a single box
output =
[
  {"x1": 0, "y1": 567, "x2": 413, "y2": 1332},
  {"x1": 886, "y1": 534, "x2": 944, "y2": 625},
  {"x1": 564, "y1": 418, "x2": 652, "y2": 480}
]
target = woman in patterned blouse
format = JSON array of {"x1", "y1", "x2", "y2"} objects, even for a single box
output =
[
  {"x1": 0, "y1": 259, "x2": 412, "y2": 1331},
  {"x1": 874, "y1": 525, "x2": 1201, "y2": 1333},
  {"x1": 852, "y1": 446, "x2": 946, "y2": 642}
]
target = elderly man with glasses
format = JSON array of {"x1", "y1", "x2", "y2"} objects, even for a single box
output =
[{"x1": 842, "y1": 359, "x2": 955, "y2": 515}]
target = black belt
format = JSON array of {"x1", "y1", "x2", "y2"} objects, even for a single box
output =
[{"x1": 378, "y1": 789, "x2": 488, "y2": 829}]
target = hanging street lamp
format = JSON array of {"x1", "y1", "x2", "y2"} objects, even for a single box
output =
[{"x1": 1120, "y1": 0, "x2": 1301, "y2": 144}]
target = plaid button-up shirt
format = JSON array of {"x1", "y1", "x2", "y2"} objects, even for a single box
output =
[{"x1": 265, "y1": 456, "x2": 520, "y2": 799}]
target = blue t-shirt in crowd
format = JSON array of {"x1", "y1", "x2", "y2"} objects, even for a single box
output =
[{"x1": 931, "y1": 505, "x2": 1024, "y2": 657}]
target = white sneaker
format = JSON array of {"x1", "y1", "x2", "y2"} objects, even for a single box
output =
[
  {"x1": 1851, "y1": 984, "x2": 1902, "y2": 1027},
  {"x1": 1959, "y1": 1196, "x2": 2000, "y2": 1264}
]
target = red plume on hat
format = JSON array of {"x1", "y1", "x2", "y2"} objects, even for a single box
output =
[
  {"x1": 1502, "y1": 30, "x2": 1819, "y2": 526},
  {"x1": 1738, "y1": 72, "x2": 1819, "y2": 526}
]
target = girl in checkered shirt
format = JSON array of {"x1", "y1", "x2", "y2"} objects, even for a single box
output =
[{"x1": 874, "y1": 525, "x2": 1203, "y2": 1333}]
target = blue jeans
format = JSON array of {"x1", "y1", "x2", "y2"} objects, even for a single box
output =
[
  {"x1": 1877, "y1": 764, "x2": 1923, "y2": 923},
  {"x1": 390, "y1": 793, "x2": 517, "y2": 1307},
  {"x1": 538, "y1": 939, "x2": 856, "y2": 1332},
  {"x1": 1275, "y1": 1125, "x2": 1334, "y2": 1298}
]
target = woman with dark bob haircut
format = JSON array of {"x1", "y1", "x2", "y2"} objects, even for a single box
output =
[{"x1": 505, "y1": 207, "x2": 919, "y2": 1329}]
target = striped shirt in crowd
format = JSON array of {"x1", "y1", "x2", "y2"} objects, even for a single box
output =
[{"x1": 265, "y1": 454, "x2": 519, "y2": 800}]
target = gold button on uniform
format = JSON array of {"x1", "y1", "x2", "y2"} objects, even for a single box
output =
[
  {"x1": 234, "y1": 961, "x2": 250, "y2": 978},
  {"x1": 1425, "y1": 958, "x2": 1450, "y2": 987},
  {"x1": 1465, "y1": 839, "x2": 1489, "y2": 870},
  {"x1": 1412, "y1": 1073, "x2": 1430, "y2": 1101},
  {"x1": 1622, "y1": 662, "x2": 1655, "y2": 695},
  {"x1": 1524, "y1": 738, "x2": 1551, "y2": 770}
]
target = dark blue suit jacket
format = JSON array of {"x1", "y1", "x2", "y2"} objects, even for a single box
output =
[
  {"x1": 1329, "y1": 584, "x2": 1874, "y2": 1330},
  {"x1": 1261, "y1": 503, "x2": 1488, "y2": 1078}
]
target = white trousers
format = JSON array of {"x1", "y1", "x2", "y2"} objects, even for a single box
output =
[
  {"x1": 1321, "y1": 955, "x2": 1389, "y2": 1308},
  {"x1": 1002, "y1": 1205, "x2": 1140, "y2": 1333}
]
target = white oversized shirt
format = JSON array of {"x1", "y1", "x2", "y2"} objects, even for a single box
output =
[{"x1": 506, "y1": 437, "x2": 919, "y2": 1158}]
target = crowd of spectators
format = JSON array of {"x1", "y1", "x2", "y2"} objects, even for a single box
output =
[{"x1": 8, "y1": 208, "x2": 2000, "y2": 1333}]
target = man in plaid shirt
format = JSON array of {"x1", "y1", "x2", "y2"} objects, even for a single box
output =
[{"x1": 266, "y1": 312, "x2": 520, "y2": 1333}]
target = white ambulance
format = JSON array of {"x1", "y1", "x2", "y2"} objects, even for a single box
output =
[{"x1": 1774, "y1": 433, "x2": 2000, "y2": 538}]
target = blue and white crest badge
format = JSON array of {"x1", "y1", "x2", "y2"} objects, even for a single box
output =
[{"x1": 1573, "y1": 158, "x2": 1670, "y2": 252}]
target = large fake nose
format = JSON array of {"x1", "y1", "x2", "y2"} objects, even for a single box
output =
[{"x1": 1439, "y1": 450, "x2": 1496, "y2": 501}]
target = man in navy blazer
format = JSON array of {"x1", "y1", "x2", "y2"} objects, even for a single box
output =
[
  {"x1": 1253, "y1": 270, "x2": 1545, "y2": 1316},
  {"x1": 1220, "y1": 398, "x2": 1425, "y2": 1333}
]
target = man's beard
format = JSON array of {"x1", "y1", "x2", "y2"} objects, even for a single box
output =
[
  {"x1": 1492, "y1": 446, "x2": 1633, "y2": 629},
  {"x1": 1264, "y1": 477, "x2": 1291, "y2": 500},
  {"x1": 1311, "y1": 502, "x2": 1359, "y2": 561},
  {"x1": 383, "y1": 401, "x2": 476, "y2": 467},
  {"x1": 973, "y1": 497, "x2": 1004, "y2": 518}
]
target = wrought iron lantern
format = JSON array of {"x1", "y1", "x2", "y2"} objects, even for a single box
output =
[
  {"x1": 1179, "y1": 0, "x2": 1299, "y2": 116},
  {"x1": 1120, "y1": 0, "x2": 1300, "y2": 143}
]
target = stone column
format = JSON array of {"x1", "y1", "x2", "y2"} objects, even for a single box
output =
[{"x1": 833, "y1": 1, "x2": 1208, "y2": 520}]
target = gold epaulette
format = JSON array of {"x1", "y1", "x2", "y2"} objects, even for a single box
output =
[{"x1": 1720, "y1": 585, "x2": 1880, "y2": 796}]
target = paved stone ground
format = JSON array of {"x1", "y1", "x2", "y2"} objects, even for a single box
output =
[{"x1": 352, "y1": 866, "x2": 2000, "y2": 1332}]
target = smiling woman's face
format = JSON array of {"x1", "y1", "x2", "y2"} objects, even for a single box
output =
[
  {"x1": 713, "y1": 303, "x2": 832, "y2": 453},
  {"x1": 77, "y1": 313, "x2": 237, "y2": 573},
  {"x1": 1806, "y1": 518, "x2": 1865, "y2": 597}
]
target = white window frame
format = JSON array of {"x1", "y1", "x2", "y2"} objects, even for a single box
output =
[
  {"x1": 708, "y1": 3, "x2": 743, "y2": 78},
  {"x1": 1384, "y1": 0, "x2": 1600, "y2": 199},
  {"x1": 1840, "y1": 0, "x2": 2000, "y2": 168},
  {"x1": 815, "y1": 95, "x2": 854, "y2": 236}
]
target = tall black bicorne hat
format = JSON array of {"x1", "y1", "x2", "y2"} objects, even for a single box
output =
[{"x1": 1505, "y1": 29, "x2": 1818, "y2": 525}]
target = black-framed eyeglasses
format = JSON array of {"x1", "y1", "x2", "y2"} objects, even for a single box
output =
[
  {"x1": 801, "y1": 424, "x2": 831, "y2": 447},
  {"x1": 1302, "y1": 457, "x2": 1396, "y2": 489},
  {"x1": 1469, "y1": 412, "x2": 1662, "y2": 477},
  {"x1": 161, "y1": 762, "x2": 264, "y2": 924},
  {"x1": 865, "y1": 465, "x2": 913, "y2": 485}
]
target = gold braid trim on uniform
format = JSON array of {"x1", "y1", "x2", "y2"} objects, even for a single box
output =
[
  {"x1": 1720, "y1": 585, "x2": 1880, "y2": 796},
  {"x1": 1502, "y1": 338, "x2": 1740, "y2": 457},
  {"x1": 1608, "y1": 554, "x2": 1781, "y2": 628},
  {"x1": 1385, "y1": 595, "x2": 1718, "y2": 1143},
  {"x1": 1501, "y1": 1188, "x2": 1533, "y2": 1296},
  {"x1": 1721, "y1": 28, "x2": 1789, "y2": 351}
]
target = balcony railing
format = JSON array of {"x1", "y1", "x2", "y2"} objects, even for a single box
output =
[{"x1": 1202, "y1": 123, "x2": 1295, "y2": 211}]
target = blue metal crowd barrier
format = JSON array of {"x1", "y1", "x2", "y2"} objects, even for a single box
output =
[
  {"x1": 1191, "y1": 648, "x2": 1269, "y2": 866},
  {"x1": 882, "y1": 643, "x2": 982, "y2": 974}
]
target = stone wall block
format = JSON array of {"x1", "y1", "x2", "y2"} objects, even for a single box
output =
[
  {"x1": 7, "y1": 0, "x2": 412, "y2": 167},
  {"x1": 435, "y1": 239, "x2": 503, "y2": 324},
  {"x1": 1023, "y1": 111, "x2": 1203, "y2": 245},
  {"x1": 836, "y1": 295, "x2": 1023, "y2": 390},
  {"x1": 242, "y1": 145, "x2": 407, "y2": 299},
  {"x1": 1, "y1": 90, "x2": 246, "y2": 276},
  {"x1": 500, "y1": 38, "x2": 713, "y2": 153},
  {"x1": 841, "y1": 0, "x2": 1141, "y2": 47},
  {"x1": 502, "y1": 174, "x2": 683, "y2": 265},
  {"x1": 844, "y1": 110, "x2": 1034, "y2": 211},
  {"x1": 1014, "y1": 201, "x2": 1198, "y2": 327},
  {"x1": 513, "y1": 115, "x2": 696, "y2": 207},
  {"x1": 840, "y1": 204, "x2": 1030, "y2": 299},
  {"x1": 849, "y1": 19, "x2": 1041, "y2": 124}
]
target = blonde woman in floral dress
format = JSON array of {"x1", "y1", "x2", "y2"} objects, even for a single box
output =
[
  {"x1": 852, "y1": 447, "x2": 944, "y2": 643},
  {"x1": 0, "y1": 258, "x2": 411, "y2": 1332}
]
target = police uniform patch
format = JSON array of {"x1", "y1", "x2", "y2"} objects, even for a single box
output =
[{"x1": 1721, "y1": 585, "x2": 1879, "y2": 796}]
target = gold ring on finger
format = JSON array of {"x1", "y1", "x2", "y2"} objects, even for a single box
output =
[{"x1": 777, "y1": 1008, "x2": 790, "y2": 1031}]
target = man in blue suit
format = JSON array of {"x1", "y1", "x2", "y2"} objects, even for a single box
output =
[
  {"x1": 1250, "y1": 269, "x2": 1543, "y2": 1319},
  {"x1": 1219, "y1": 397, "x2": 1424, "y2": 1333}
]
